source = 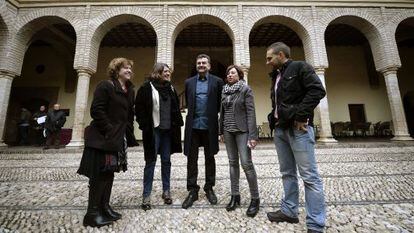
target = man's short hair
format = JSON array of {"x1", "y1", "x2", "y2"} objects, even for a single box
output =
[
  {"x1": 267, "y1": 42, "x2": 290, "y2": 58},
  {"x1": 196, "y1": 54, "x2": 211, "y2": 64}
]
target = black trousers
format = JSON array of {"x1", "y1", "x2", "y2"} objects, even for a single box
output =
[
  {"x1": 46, "y1": 130, "x2": 61, "y2": 147},
  {"x1": 187, "y1": 129, "x2": 216, "y2": 192},
  {"x1": 19, "y1": 126, "x2": 29, "y2": 145}
]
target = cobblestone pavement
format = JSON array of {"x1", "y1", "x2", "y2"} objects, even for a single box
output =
[{"x1": 0, "y1": 144, "x2": 413, "y2": 232}]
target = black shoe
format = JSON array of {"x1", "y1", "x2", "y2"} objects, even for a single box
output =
[
  {"x1": 83, "y1": 209, "x2": 113, "y2": 228},
  {"x1": 182, "y1": 192, "x2": 198, "y2": 209},
  {"x1": 141, "y1": 196, "x2": 151, "y2": 211},
  {"x1": 246, "y1": 198, "x2": 260, "y2": 217},
  {"x1": 83, "y1": 180, "x2": 113, "y2": 228},
  {"x1": 162, "y1": 190, "x2": 173, "y2": 205},
  {"x1": 225, "y1": 195, "x2": 240, "y2": 211},
  {"x1": 267, "y1": 210, "x2": 299, "y2": 223},
  {"x1": 102, "y1": 176, "x2": 122, "y2": 221},
  {"x1": 205, "y1": 189, "x2": 217, "y2": 205},
  {"x1": 307, "y1": 229, "x2": 323, "y2": 233},
  {"x1": 103, "y1": 204, "x2": 122, "y2": 221}
]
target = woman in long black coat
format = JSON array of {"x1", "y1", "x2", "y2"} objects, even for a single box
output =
[
  {"x1": 77, "y1": 57, "x2": 138, "y2": 228},
  {"x1": 135, "y1": 63, "x2": 183, "y2": 210}
]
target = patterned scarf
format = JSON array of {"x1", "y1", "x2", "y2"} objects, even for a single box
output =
[{"x1": 223, "y1": 80, "x2": 245, "y2": 94}]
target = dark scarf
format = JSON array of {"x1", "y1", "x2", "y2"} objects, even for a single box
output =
[{"x1": 152, "y1": 80, "x2": 172, "y2": 101}]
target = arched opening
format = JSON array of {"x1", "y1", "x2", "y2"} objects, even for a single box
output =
[
  {"x1": 172, "y1": 15, "x2": 234, "y2": 100},
  {"x1": 248, "y1": 16, "x2": 305, "y2": 137},
  {"x1": 396, "y1": 17, "x2": 414, "y2": 137},
  {"x1": 88, "y1": 15, "x2": 157, "y2": 140},
  {"x1": 5, "y1": 17, "x2": 76, "y2": 145},
  {"x1": 325, "y1": 16, "x2": 391, "y2": 138},
  {"x1": 0, "y1": 16, "x2": 8, "y2": 68}
]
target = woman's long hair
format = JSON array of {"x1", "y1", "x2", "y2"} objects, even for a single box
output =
[{"x1": 150, "y1": 63, "x2": 170, "y2": 82}]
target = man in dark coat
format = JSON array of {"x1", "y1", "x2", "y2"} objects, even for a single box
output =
[
  {"x1": 44, "y1": 104, "x2": 66, "y2": 149},
  {"x1": 18, "y1": 107, "x2": 32, "y2": 145},
  {"x1": 265, "y1": 42, "x2": 326, "y2": 233},
  {"x1": 32, "y1": 105, "x2": 47, "y2": 146},
  {"x1": 182, "y1": 54, "x2": 224, "y2": 209}
]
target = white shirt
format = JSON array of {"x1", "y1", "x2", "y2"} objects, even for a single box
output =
[
  {"x1": 274, "y1": 72, "x2": 281, "y2": 119},
  {"x1": 150, "y1": 82, "x2": 160, "y2": 128}
]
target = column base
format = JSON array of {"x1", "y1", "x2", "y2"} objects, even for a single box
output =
[
  {"x1": 391, "y1": 135, "x2": 414, "y2": 141},
  {"x1": 0, "y1": 142, "x2": 8, "y2": 147},
  {"x1": 317, "y1": 137, "x2": 338, "y2": 143},
  {"x1": 66, "y1": 140, "x2": 84, "y2": 147}
]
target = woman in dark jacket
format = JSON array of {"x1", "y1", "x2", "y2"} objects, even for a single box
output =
[
  {"x1": 219, "y1": 65, "x2": 260, "y2": 217},
  {"x1": 77, "y1": 57, "x2": 138, "y2": 227},
  {"x1": 135, "y1": 63, "x2": 183, "y2": 210}
]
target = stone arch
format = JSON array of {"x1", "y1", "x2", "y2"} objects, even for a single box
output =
[
  {"x1": 244, "y1": 8, "x2": 316, "y2": 67},
  {"x1": 320, "y1": 9, "x2": 389, "y2": 71},
  {"x1": 0, "y1": 13, "x2": 9, "y2": 72},
  {"x1": 248, "y1": 15, "x2": 314, "y2": 66},
  {"x1": 388, "y1": 9, "x2": 414, "y2": 36},
  {"x1": 168, "y1": 8, "x2": 238, "y2": 68},
  {"x1": 83, "y1": 9, "x2": 160, "y2": 72},
  {"x1": 6, "y1": 14, "x2": 78, "y2": 75}
]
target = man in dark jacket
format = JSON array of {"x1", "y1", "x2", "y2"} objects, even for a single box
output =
[
  {"x1": 44, "y1": 104, "x2": 66, "y2": 149},
  {"x1": 265, "y1": 42, "x2": 326, "y2": 233},
  {"x1": 33, "y1": 105, "x2": 47, "y2": 146},
  {"x1": 182, "y1": 54, "x2": 224, "y2": 209}
]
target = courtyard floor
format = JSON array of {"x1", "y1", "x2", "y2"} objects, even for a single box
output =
[{"x1": 0, "y1": 142, "x2": 413, "y2": 232}]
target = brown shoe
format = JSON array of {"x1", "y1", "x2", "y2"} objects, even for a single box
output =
[{"x1": 162, "y1": 190, "x2": 173, "y2": 205}]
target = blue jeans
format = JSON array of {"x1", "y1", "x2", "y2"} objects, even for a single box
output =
[
  {"x1": 143, "y1": 128, "x2": 171, "y2": 197},
  {"x1": 274, "y1": 126, "x2": 326, "y2": 232}
]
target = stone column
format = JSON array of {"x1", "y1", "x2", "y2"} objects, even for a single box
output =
[
  {"x1": 0, "y1": 70, "x2": 16, "y2": 147},
  {"x1": 315, "y1": 68, "x2": 337, "y2": 143},
  {"x1": 66, "y1": 68, "x2": 93, "y2": 147},
  {"x1": 382, "y1": 67, "x2": 413, "y2": 141},
  {"x1": 241, "y1": 65, "x2": 250, "y2": 84}
]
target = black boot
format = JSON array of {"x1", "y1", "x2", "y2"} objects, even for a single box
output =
[
  {"x1": 246, "y1": 198, "x2": 260, "y2": 218},
  {"x1": 225, "y1": 195, "x2": 240, "y2": 211},
  {"x1": 102, "y1": 174, "x2": 122, "y2": 221},
  {"x1": 83, "y1": 178, "x2": 113, "y2": 228}
]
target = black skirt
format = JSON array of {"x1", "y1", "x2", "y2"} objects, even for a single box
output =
[{"x1": 77, "y1": 147, "x2": 126, "y2": 179}]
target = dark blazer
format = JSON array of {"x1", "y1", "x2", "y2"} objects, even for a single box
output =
[
  {"x1": 269, "y1": 60, "x2": 326, "y2": 129},
  {"x1": 219, "y1": 84, "x2": 258, "y2": 140},
  {"x1": 184, "y1": 73, "x2": 224, "y2": 156},
  {"x1": 85, "y1": 79, "x2": 138, "y2": 152},
  {"x1": 135, "y1": 80, "x2": 183, "y2": 162}
]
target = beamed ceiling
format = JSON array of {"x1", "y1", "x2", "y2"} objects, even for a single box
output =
[{"x1": 29, "y1": 20, "x2": 414, "y2": 48}]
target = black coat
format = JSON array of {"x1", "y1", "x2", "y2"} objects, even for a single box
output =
[
  {"x1": 184, "y1": 74, "x2": 224, "y2": 156},
  {"x1": 85, "y1": 79, "x2": 138, "y2": 152},
  {"x1": 269, "y1": 60, "x2": 326, "y2": 129},
  {"x1": 135, "y1": 80, "x2": 183, "y2": 162},
  {"x1": 45, "y1": 110, "x2": 66, "y2": 132}
]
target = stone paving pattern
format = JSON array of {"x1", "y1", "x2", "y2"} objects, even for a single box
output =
[{"x1": 0, "y1": 144, "x2": 413, "y2": 232}]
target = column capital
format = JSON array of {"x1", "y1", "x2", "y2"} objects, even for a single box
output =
[
  {"x1": 380, "y1": 66, "x2": 399, "y2": 76},
  {"x1": 0, "y1": 69, "x2": 18, "y2": 80},
  {"x1": 314, "y1": 67, "x2": 326, "y2": 75},
  {"x1": 240, "y1": 64, "x2": 250, "y2": 73},
  {"x1": 75, "y1": 67, "x2": 95, "y2": 76}
]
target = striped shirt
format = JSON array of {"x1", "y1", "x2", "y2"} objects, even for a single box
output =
[{"x1": 223, "y1": 95, "x2": 239, "y2": 132}]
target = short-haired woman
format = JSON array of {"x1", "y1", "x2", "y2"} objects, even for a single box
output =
[
  {"x1": 77, "y1": 57, "x2": 138, "y2": 227},
  {"x1": 135, "y1": 63, "x2": 183, "y2": 210},
  {"x1": 219, "y1": 65, "x2": 260, "y2": 217}
]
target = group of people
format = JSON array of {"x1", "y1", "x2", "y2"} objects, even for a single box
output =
[
  {"x1": 77, "y1": 42, "x2": 327, "y2": 233},
  {"x1": 18, "y1": 103, "x2": 66, "y2": 149}
]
